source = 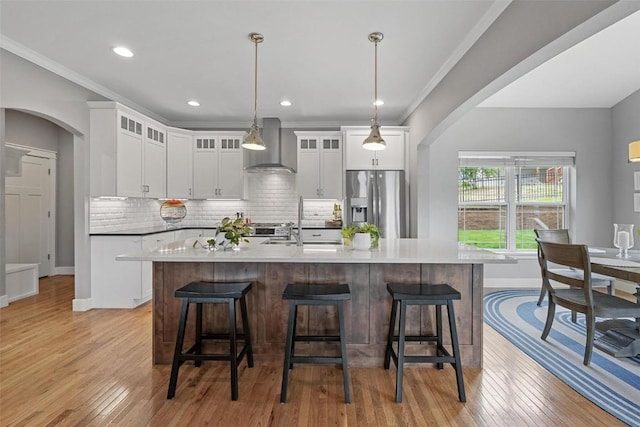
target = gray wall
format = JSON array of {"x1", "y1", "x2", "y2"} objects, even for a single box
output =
[
  {"x1": 612, "y1": 89, "x2": 640, "y2": 227},
  {"x1": 402, "y1": 0, "x2": 622, "y2": 237},
  {"x1": 429, "y1": 107, "x2": 614, "y2": 245},
  {"x1": 428, "y1": 107, "x2": 614, "y2": 284},
  {"x1": 5, "y1": 109, "x2": 61, "y2": 152},
  {"x1": 1, "y1": 109, "x2": 6, "y2": 300},
  {"x1": 5, "y1": 110, "x2": 75, "y2": 268},
  {"x1": 57, "y1": 128, "x2": 75, "y2": 267},
  {"x1": 1, "y1": 49, "x2": 101, "y2": 305}
]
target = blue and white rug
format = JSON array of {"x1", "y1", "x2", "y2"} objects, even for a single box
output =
[{"x1": 484, "y1": 290, "x2": 640, "y2": 426}]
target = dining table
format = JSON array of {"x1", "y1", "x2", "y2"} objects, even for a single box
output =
[{"x1": 589, "y1": 248, "x2": 640, "y2": 357}]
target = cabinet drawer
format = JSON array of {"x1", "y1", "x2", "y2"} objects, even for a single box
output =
[{"x1": 301, "y1": 229, "x2": 342, "y2": 242}]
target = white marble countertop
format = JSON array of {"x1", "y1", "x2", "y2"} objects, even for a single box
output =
[{"x1": 116, "y1": 238, "x2": 516, "y2": 265}]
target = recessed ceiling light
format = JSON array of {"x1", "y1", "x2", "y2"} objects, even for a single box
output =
[
  {"x1": 113, "y1": 46, "x2": 134, "y2": 58},
  {"x1": 280, "y1": 100, "x2": 292, "y2": 107},
  {"x1": 373, "y1": 99, "x2": 384, "y2": 106},
  {"x1": 187, "y1": 100, "x2": 200, "y2": 107}
]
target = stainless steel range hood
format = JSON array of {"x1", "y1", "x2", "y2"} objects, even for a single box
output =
[{"x1": 244, "y1": 117, "x2": 296, "y2": 173}]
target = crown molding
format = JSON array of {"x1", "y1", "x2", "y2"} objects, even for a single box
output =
[{"x1": 0, "y1": 35, "x2": 169, "y2": 124}]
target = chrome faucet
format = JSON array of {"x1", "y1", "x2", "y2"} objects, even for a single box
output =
[{"x1": 292, "y1": 196, "x2": 304, "y2": 246}]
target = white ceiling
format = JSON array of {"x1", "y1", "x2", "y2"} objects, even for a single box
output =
[
  {"x1": 1, "y1": 1, "x2": 639, "y2": 129},
  {"x1": 0, "y1": 0, "x2": 503, "y2": 127},
  {"x1": 480, "y1": 9, "x2": 640, "y2": 109}
]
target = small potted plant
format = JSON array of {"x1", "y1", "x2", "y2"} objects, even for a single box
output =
[
  {"x1": 341, "y1": 223, "x2": 381, "y2": 249},
  {"x1": 208, "y1": 217, "x2": 252, "y2": 251}
]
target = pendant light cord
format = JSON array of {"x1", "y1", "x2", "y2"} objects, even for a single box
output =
[
  {"x1": 373, "y1": 39, "x2": 378, "y2": 125},
  {"x1": 253, "y1": 38, "x2": 258, "y2": 127}
]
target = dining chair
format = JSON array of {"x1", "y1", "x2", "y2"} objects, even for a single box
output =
[
  {"x1": 537, "y1": 240, "x2": 640, "y2": 365},
  {"x1": 534, "y1": 229, "x2": 614, "y2": 307}
]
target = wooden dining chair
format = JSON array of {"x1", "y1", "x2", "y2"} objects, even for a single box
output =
[
  {"x1": 537, "y1": 240, "x2": 640, "y2": 365},
  {"x1": 534, "y1": 229, "x2": 614, "y2": 307}
]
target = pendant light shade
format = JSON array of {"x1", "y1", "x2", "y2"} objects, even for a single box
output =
[
  {"x1": 363, "y1": 32, "x2": 386, "y2": 151},
  {"x1": 243, "y1": 32, "x2": 266, "y2": 151},
  {"x1": 363, "y1": 123, "x2": 386, "y2": 150},
  {"x1": 629, "y1": 140, "x2": 640, "y2": 162}
]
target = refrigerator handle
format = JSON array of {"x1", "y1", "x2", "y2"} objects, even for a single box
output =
[{"x1": 372, "y1": 172, "x2": 379, "y2": 226}]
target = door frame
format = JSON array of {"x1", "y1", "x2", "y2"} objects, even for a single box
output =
[{"x1": 5, "y1": 142, "x2": 57, "y2": 277}]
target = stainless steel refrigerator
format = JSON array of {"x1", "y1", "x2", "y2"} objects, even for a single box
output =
[{"x1": 345, "y1": 170, "x2": 407, "y2": 238}]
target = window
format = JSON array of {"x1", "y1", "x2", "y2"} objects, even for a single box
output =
[{"x1": 458, "y1": 152, "x2": 574, "y2": 251}]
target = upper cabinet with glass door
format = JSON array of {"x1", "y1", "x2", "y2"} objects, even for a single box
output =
[
  {"x1": 88, "y1": 101, "x2": 166, "y2": 198},
  {"x1": 342, "y1": 126, "x2": 408, "y2": 170},
  {"x1": 192, "y1": 132, "x2": 244, "y2": 199},
  {"x1": 295, "y1": 131, "x2": 343, "y2": 199}
]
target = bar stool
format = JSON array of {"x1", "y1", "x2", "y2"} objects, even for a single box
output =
[
  {"x1": 166, "y1": 281, "x2": 253, "y2": 401},
  {"x1": 280, "y1": 283, "x2": 351, "y2": 403},
  {"x1": 384, "y1": 283, "x2": 466, "y2": 403}
]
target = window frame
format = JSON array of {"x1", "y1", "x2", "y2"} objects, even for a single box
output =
[{"x1": 458, "y1": 152, "x2": 574, "y2": 254}]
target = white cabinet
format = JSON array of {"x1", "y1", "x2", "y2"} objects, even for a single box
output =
[
  {"x1": 342, "y1": 126, "x2": 408, "y2": 170},
  {"x1": 90, "y1": 231, "x2": 175, "y2": 308},
  {"x1": 166, "y1": 130, "x2": 194, "y2": 199},
  {"x1": 89, "y1": 102, "x2": 166, "y2": 198},
  {"x1": 114, "y1": 111, "x2": 144, "y2": 197},
  {"x1": 144, "y1": 122, "x2": 167, "y2": 198},
  {"x1": 193, "y1": 132, "x2": 244, "y2": 199},
  {"x1": 295, "y1": 131, "x2": 343, "y2": 199}
]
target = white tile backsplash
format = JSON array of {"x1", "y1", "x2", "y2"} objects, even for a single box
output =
[{"x1": 90, "y1": 173, "x2": 341, "y2": 232}]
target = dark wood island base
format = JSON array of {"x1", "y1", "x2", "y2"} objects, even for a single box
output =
[{"x1": 153, "y1": 262, "x2": 484, "y2": 368}]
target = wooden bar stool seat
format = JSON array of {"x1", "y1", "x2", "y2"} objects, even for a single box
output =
[
  {"x1": 166, "y1": 281, "x2": 253, "y2": 401},
  {"x1": 280, "y1": 283, "x2": 351, "y2": 403},
  {"x1": 384, "y1": 283, "x2": 466, "y2": 403}
]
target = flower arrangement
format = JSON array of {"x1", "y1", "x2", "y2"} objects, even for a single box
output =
[
  {"x1": 340, "y1": 223, "x2": 381, "y2": 248},
  {"x1": 207, "y1": 217, "x2": 252, "y2": 250}
]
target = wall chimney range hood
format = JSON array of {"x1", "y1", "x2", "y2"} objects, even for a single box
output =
[{"x1": 244, "y1": 117, "x2": 296, "y2": 173}]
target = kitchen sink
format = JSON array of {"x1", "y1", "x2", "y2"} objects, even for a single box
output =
[
  {"x1": 262, "y1": 239, "x2": 296, "y2": 245},
  {"x1": 261, "y1": 239, "x2": 342, "y2": 246}
]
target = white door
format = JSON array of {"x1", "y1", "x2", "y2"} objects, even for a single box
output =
[{"x1": 5, "y1": 155, "x2": 51, "y2": 277}]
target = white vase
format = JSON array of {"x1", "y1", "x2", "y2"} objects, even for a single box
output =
[{"x1": 353, "y1": 233, "x2": 371, "y2": 250}]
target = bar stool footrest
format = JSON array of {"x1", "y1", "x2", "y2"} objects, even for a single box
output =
[
  {"x1": 179, "y1": 343, "x2": 251, "y2": 363},
  {"x1": 290, "y1": 356, "x2": 345, "y2": 365},
  {"x1": 293, "y1": 335, "x2": 341, "y2": 342}
]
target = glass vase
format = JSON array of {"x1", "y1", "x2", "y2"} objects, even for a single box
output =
[{"x1": 613, "y1": 223, "x2": 634, "y2": 258}]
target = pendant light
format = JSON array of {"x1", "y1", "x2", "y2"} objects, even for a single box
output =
[
  {"x1": 629, "y1": 140, "x2": 640, "y2": 162},
  {"x1": 363, "y1": 32, "x2": 386, "y2": 151},
  {"x1": 242, "y1": 32, "x2": 266, "y2": 150}
]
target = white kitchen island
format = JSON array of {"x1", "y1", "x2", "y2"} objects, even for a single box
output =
[{"x1": 117, "y1": 238, "x2": 514, "y2": 368}]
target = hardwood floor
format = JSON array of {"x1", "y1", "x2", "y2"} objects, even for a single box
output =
[{"x1": 0, "y1": 276, "x2": 627, "y2": 426}]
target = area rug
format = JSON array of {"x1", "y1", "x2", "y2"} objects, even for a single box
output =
[{"x1": 484, "y1": 290, "x2": 640, "y2": 426}]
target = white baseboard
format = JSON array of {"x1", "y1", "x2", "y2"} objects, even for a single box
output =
[
  {"x1": 72, "y1": 298, "x2": 94, "y2": 311},
  {"x1": 485, "y1": 277, "x2": 638, "y2": 296},
  {"x1": 53, "y1": 266, "x2": 74, "y2": 275},
  {"x1": 0, "y1": 295, "x2": 8, "y2": 308},
  {"x1": 484, "y1": 278, "x2": 540, "y2": 288}
]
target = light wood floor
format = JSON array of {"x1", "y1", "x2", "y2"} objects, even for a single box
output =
[{"x1": 0, "y1": 276, "x2": 627, "y2": 426}]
